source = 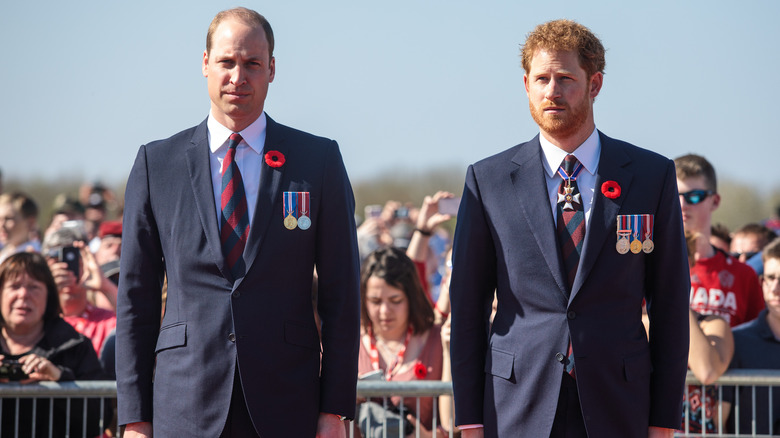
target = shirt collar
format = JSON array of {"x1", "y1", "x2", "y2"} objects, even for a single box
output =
[
  {"x1": 539, "y1": 127, "x2": 600, "y2": 178},
  {"x1": 207, "y1": 112, "x2": 267, "y2": 155}
]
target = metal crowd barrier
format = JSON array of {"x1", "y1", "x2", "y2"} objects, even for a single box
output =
[{"x1": 1, "y1": 371, "x2": 778, "y2": 437}]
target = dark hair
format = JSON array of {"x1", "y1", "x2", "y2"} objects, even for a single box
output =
[
  {"x1": 710, "y1": 223, "x2": 731, "y2": 246},
  {"x1": 0, "y1": 252, "x2": 62, "y2": 326},
  {"x1": 360, "y1": 247, "x2": 434, "y2": 335},
  {"x1": 206, "y1": 7, "x2": 274, "y2": 60},
  {"x1": 734, "y1": 223, "x2": 777, "y2": 248},
  {"x1": 674, "y1": 154, "x2": 717, "y2": 192},
  {"x1": 521, "y1": 19, "x2": 605, "y2": 78}
]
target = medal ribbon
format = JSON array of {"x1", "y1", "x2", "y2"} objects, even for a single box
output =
[
  {"x1": 631, "y1": 215, "x2": 641, "y2": 243},
  {"x1": 283, "y1": 192, "x2": 297, "y2": 218},
  {"x1": 556, "y1": 160, "x2": 584, "y2": 185},
  {"x1": 299, "y1": 192, "x2": 309, "y2": 216},
  {"x1": 643, "y1": 214, "x2": 653, "y2": 241},
  {"x1": 368, "y1": 325, "x2": 413, "y2": 380}
]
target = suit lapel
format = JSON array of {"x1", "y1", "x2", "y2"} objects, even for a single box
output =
[
  {"x1": 184, "y1": 119, "x2": 232, "y2": 280},
  {"x1": 240, "y1": 116, "x2": 286, "y2": 283},
  {"x1": 511, "y1": 137, "x2": 569, "y2": 299},
  {"x1": 570, "y1": 132, "x2": 633, "y2": 300}
]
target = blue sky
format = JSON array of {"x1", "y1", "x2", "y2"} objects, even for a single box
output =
[{"x1": 2, "y1": 0, "x2": 778, "y2": 191}]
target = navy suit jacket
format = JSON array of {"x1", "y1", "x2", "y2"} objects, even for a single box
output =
[
  {"x1": 116, "y1": 115, "x2": 360, "y2": 437},
  {"x1": 449, "y1": 132, "x2": 690, "y2": 437}
]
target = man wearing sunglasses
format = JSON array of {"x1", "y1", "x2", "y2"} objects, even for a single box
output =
[{"x1": 674, "y1": 154, "x2": 764, "y2": 327}]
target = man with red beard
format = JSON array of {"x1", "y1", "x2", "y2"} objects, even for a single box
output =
[{"x1": 449, "y1": 20, "x2": 689, "y2": 438}]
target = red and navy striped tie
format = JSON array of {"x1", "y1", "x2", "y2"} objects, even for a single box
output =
[
  {"x1": 556, "y1": 154, "x2": 585, "y2": 292},
  {"x1": 556, "y1": 154, "x2": 585, "y2": 377},
  {"x1": 220, "y1": 133, "x2": 250, "y2": 280}
]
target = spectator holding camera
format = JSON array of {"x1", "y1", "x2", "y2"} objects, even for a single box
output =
[
  {"x1": 42, "y1": 228, "x2": 116, "y2": 356},
  {"x1": 0, "y1": 252, "x2": 106, "y2": 437},
  {"x1": 406, "y1": 191, "x2": 455, "y2": 303}
]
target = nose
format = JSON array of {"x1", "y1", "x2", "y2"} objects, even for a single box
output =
[
  {"x1": 544, "y1": 78, "x2": 561, "y2": 101},
  {"x1": 678, "y1": 195, "x2": 687, "y2": 210},
  {"x1": 230, "y1": 65, "x2": 246, "y2": 86}
]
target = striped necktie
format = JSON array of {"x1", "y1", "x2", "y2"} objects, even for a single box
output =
[
  {"x1": 220, "y1": 133, "x2": 250, "y2": 280},
  {"x1": 556, "y1": 154, "x2": 586, "y2": 292},
  {"x1": 556, "y1": 154, "x2": 585, "y2": 377}
]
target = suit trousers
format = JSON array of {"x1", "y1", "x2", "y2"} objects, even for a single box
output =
[
  {"x1": 549, "y1": 372, "x2": 588, "y2": 438},
  {"x1": 219, "y1": 368, "x2": 261, "y2": 438}
]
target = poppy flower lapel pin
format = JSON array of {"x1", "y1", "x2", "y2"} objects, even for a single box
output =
[
  {"x1": 601, "y1": 180, "x2": 621, "y2": 199},
  {"x1": 264, "y1": 150, "x2": 285, "y2": 168},
  {"x1": 413, "y1": 362, "x2": 427, "y2": 379}
]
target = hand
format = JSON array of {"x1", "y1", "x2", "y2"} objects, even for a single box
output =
[
  {"x1": 315, "y1": 413, "x2": 346, "y2": 438},
  {"x1": 124, "y1": 422, "x2": 153, "y2": 438},
  {"x1": 648, "y1": 426, "x2": 674, "y2": 438},
  {"x1": 17, "y1": 353, "x2": 62, "y2": 382},
  {"x1": 461, "y1": 427, "x2": 485, "y2": 438},
  {"x1": 75, "y1": 240, "x2": 103, "y2": 290},
  {"x1": 416, "y1": 191, "x2": 454, "y2": 233},
  {"x1": 47, "y1": 259, "x2": 78, "y2": 291}
]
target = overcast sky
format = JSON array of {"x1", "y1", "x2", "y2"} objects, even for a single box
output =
[{"x1": 2, "y1": 0, "x2": 778, "y2": 192}]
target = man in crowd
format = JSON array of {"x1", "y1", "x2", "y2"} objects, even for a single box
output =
[
  {"x1": 674, "y1": 154, "x2": 764, "y2": 327},
  {"x1": 449, "y1": 19, "x2": 689, "y2": 438},
  {"x1": 724, "y1": 237, "x2": 780, "y2": 434},
  {"x1": 116, "y1": 7, "x2": 360, "y2": 438}
]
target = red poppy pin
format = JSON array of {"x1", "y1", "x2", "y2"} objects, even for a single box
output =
[
  {"x1": 264, "y1": 150, "x2": 285, "y2": 168},
  {"x1": 413, "y1": 362, "x2": 428, "y2": 379},
  {"x1": 601, "y1": 181, "x2": 621, "y2": 199}
]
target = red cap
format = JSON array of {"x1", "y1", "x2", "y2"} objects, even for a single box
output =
[{"x1": 98, "y1": 221, "x2": 122, "y2": 239}]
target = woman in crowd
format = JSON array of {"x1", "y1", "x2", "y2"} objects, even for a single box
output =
[
  {"x1": 357, "y1": 247, "x2": 445, "y2": 438},
  {"x1": 0, "y1": 252, "x2": 107, "y2": 437}
]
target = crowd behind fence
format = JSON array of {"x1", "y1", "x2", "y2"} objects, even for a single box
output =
[{"x1": 0, "y1": 370, "x2": 778, "y2": 437}]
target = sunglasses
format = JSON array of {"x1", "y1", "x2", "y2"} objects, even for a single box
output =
[
  {"x1": 679, "y1": 189, "x2": 714, "y2": 205},
  {"x1": 731, "y1": 251, "x2": 758, "y2": 260}
]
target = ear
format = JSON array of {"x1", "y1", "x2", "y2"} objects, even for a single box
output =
[
  {"x1": 202, "y1": 50, "x2": 209, "y2": 78},
  {"x1": 523, "y1": 74, "x2": 530, "y2": 96},
  {"x1": 710, "y1": 193, "x2": 721, "y2": 211},
  {"x1": 268, "y1": 56, "x2": 276, "y2": 83},
  {"x1": 589, "y1": 72, "x2": 603, "y2": 99}
]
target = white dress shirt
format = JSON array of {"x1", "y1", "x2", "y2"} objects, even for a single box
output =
[
  {"x1": 539, "y1": 127, "x2": 601, "y2": 227},
  {"x1": 207, "y1": 112, "x2": 267, "y2": 226}
]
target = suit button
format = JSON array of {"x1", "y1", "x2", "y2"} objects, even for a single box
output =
[
  {"x1": 555, "y1": 352, "x2": 565, "y2": 363},
  {"x1": 232, "y1": 291, "x2": 240, "y2": 298},
  {"x1": 228, "y1": 333, "x2": 236, "y2": 342},
  {"x1": 567, "y1": 311, "x2": 576, "y2": 320}
]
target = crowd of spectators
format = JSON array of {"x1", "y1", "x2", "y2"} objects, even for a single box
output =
[{"x1": 1, "y1": 154, "x2": 779, "y2": 436}]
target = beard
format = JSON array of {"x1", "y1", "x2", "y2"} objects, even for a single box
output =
[{"x1": 529, "y1": 94, "x2": 592, "y2": 140}]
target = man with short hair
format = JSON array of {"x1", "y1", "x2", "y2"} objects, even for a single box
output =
[
  {"x1": 730, "y1": 222, "x2": 777, "y2": 263},
  {"x1": 723, "y1": 237, "x2": 780, "y2": 434},
  {"x1": 450, "y1": 19, "x2": 689, "y2": 438},
  {"x1": 674, "y1": 154, "x2": 764, "y2": 327},
  {"x1": 117, "y1": 7, "x2": 360, "y2": 438}
]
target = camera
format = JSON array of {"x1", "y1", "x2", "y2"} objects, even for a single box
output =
[
  {"x1": 46, "y1": 246, "x2": 80, "y2": 277},
  {"x1": 0, "y1": 359, "x2": 29, "y2": 381}
]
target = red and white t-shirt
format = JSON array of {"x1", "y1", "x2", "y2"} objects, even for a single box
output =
[
  {"x1": 689, "y1": 250, "x2": 764, "y2": 327},
  {"x1": 63, "y1": 304, "x2": 117, "y2": 357}
]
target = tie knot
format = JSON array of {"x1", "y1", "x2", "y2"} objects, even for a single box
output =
[
  {"x1": 562, "y1": 154, "x2": 579, "y2": 175},
  {"x1": 228, "y1": 133, "x2": 243, "y2": 149}
]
